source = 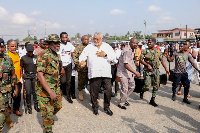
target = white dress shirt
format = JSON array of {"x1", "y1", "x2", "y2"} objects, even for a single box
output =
[
  {"x1": 57, "y1": 42, "x2": 75, "y2": 66},
  {"x1": 79, "y1": 43, "x2": 115, "y2": 79}
]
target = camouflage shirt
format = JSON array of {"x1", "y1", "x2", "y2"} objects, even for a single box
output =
[
  {"x1": 0, "y1": 54, "x2": 15, "y2": 93},
  {"x1": 72, "y1": 43, "x2": 88, "y2": 72},
  {"x1": 36, "y1": 48, "x2": 60, "y2": 99},
  {"x1": 140, "y1": 48, "x2": 162, "y2": 72}
]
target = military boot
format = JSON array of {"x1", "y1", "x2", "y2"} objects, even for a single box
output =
[
  {"x1": 78, "y1": 91, "x2": 84, "y2": 101},
  {"x1": 4, "y1": 112, "x2": 13, "y2": 128},
  {"x1": 149, "y1": 97, "x2": 158, "y2": 107}
]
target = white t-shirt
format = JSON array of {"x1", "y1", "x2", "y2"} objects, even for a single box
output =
[
  {"x1": 79, "y1": 43, "x2": 115, "y2": 79},
  {"x1": 58, "y1": 42, "x2": 75, "y2": 66},
  {"x1": 18, "y1": 47, "x2": 27, "y2": 59}
]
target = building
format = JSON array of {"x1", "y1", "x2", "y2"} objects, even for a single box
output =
[{"x1": 152, "y1": 28, "x2": 196, "y2": 42}]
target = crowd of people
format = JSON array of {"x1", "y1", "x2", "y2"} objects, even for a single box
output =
[{"x1": 0, "y1": 32, "x2": 200, "y2": 133}]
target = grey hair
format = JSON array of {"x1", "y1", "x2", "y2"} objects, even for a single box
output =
[
  {"x1": 7, "y1": 39, "x2": 15, "y2": 46},
  {"x1": 94, "y1": 32, "x2": 103, "y2": 39}
]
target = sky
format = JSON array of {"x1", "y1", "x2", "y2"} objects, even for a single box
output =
[{"x1": 0, "y1": 0, "x2": 200, "y2": 41}]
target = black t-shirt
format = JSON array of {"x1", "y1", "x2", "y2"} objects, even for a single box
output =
[{"x1": 20, "y1": 54, "x2": 37, "y2": 73}]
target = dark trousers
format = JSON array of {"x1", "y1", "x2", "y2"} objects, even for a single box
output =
[
  {"x1": 13, "y1": 82, "x2": 22, "y2": 111},
  {"x1": 71, "y1": 76, "x2": 75, "y2": 96},
  {"x1": 172, "y1": 73, "x2": 190, "y2": 97},
  {"x1": 24, "y1": 77, "x2": 38, "y2": 107},
  {"x1": 90, "y1": 77, "x2": 112, "y2": 111},
  {"x1": 111, "y1": 65, "x2": 119, "y2": 93},
  {"x1": 61, "y1": 63, "x2": 72, "y2": 98}
]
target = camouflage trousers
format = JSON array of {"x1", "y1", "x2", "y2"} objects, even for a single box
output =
[
  {"x1": 38, "y1": 91, "x2": 62, "y2": 132},
  {"x1": 78, "y1": 71, "x2": 88, "y2": 91},
  {"x1": 0, "y1": 92, "x2": 12, "y2": 131},
  {"x1": 143, "y1": 71, "x2": 160, "y2": 98}
]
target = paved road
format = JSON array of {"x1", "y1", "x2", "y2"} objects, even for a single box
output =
[{"x1": 4, "y1": 59, "x2": 200, "y2": 133}]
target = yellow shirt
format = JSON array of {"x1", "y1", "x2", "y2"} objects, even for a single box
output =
[
  {"x1": 7, "y1": 51, "x2": 21, "y2": 81},
  {"x1": 135, "y1": 47, "x2": 142, "y2": 66}
]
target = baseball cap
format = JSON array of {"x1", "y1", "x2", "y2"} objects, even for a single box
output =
[{"x1": 26, "y1": 44, "x2": 34, "y2": 52}]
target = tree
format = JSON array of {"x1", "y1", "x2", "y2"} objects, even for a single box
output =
[
  {"x1": 87, "y1": 34, "x2": 92, "y2": 38},
  {"x1": 15, "y1": 38, "x2": 20, "y2": 43},
  {"x1": 145, "y1": 34, "x2": 151, "y2": 39},
  {"x1": 23, "y1": 36, "x2": 34, "y2": 41},
  {"x1": 105, "y1": 33, "x2": 109, "y2": 36},
  {"x1": 133, "y1": 31, "x2": 143, "y2": 39},
  {"x1": 34, "y1": 36, "x2": 37, "y2": 40},
  {"x1": 75, "y1": 33, "x2": 81, "y2": 39},
  {"x1": 126, "y1": 31, "x2": 130, "y2": 37}
]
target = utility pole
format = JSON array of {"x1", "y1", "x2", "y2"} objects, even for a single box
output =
[
  {"x1": 144, "y1": 20, "x2": 146, "y2": 43},
  {"x1": 45, "y1": 24, "x2": 46, "y2": 38},
  {"x1": 186, "y1": 25, "x2": 187, "y2": 39},
  {"x1": 28, "y1": 30, "x2": 30, "y2": 41}
]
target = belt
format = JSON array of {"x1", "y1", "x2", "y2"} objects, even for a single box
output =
[{"x1": 25, "y1": 72, "x2": 36, "y2": 74}]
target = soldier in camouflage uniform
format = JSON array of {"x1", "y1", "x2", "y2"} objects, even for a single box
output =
[
  {"x1": 72, "y1": 35, "x2": 89, "y2": 101},
  {"x1": 0, "y1": 38, "x2": 18, "y2": 132},
  {"x1": 36, "y1": 34, "x2": 63, "y2": 133},
  {"x1": 140, "y1": 37, "x2": 169, "y2": 107}
]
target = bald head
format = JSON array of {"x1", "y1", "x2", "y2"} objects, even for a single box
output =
[
  {"x1": 129, "y1": 38, "x2": 138, "y2": 50},
  {"x1": 81, "y1": 35, "x2": 89, "y2": 45}
]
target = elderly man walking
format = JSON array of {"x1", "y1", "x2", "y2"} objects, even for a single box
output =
[{"x1": 79, "y1": 32, "x2": 115, "y2": 116}]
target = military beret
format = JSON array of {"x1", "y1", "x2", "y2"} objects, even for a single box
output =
[
  {"x1": 148, "y1": 37, "x2": 156, "y2": 43},
  {"x1": 26, "y1": 44, "x2": 34, "y2": 52},
  {"x1": 0, "y1": 38, "x2": 4, "y2": 46}
]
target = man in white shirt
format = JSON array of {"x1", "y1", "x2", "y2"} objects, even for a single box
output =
[
  {"x1": 79, "y1": 32, "x2": 115, "y2": 116},
  {"x1": 18, "y1": 43, "x2": 26, "y2": 59},
  {"x1": 58, "y1": 32, "x2": 75, "y2": 103}
]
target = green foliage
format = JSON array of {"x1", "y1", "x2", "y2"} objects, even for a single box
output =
[
  {"x1": 34, "y1": 36, "x2": 37, "y2": 40},
  {"x1": 87, "y1": 34, "x2": 92, "y2": 38},
  {"x1": 23, "y1": 36, "x2": 34, "y2": 41},
  {"x1": 75, "y1": 33, "x2": 81, "y2": 39},
  {"x1": 15, "y1": 38, "x2": 20, "y2": 43},
  {"x1": 105, "y1": 33, "x2": 109, "y2": 36}
]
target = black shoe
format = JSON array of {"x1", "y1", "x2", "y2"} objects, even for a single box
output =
[
  {"x1": 93, "y1": 110, "x2": 99, "y2": 115},
  {"x1": 67, "y1": 98, "x2": 73, "y2": 103},
  {"x1": 28, "y1": 108, "x2": 32, "y2": 114},
  {"x1": 149, "y1": 98, "x2": 158, "y2": 107},
  {"x1": 34, "y1": 104, "x2": 40, "y2": 112},
  {"x1": 124, "y1": 101, "x2": 130, "y2": 106},
  {"x1": 172, "y1": 93, "x2": 176, "y2": 101},
  {"x1": 111, "y1": 92, "x2": 115, "y2": 97},
  {"x1": 104, "y1": 109, "x2": 113, "y2": 116},
  {"x1": 140, "y1": 91, "x2": 144, "y2": 99},
  {"x1": 71, "y1": 94, "x2": 76, "y2": 99},
  {"x1": 118, "y1": 104, "x2": 126, "y2": 110},
  {"x1": 183, "y1": 98, "x2": 191, "y2": 104},
  {"x1": 45, "y1": 131, "x2": 53, "y2": 133}
]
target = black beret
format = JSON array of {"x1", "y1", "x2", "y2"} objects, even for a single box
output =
[
  {"x1": 0, "y1": 38, "x2": 4, "y2": 46},
  {"x1": 148, "y1": 37, "x2": 156, "y2": 43}
]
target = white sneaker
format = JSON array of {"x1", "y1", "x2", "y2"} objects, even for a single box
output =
[{"x1": 84, "y1": 88, "x2": 90, "y2": 94}]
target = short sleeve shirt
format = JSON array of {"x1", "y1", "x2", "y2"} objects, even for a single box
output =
[
  {"x1": 117, "y1": 45, "x2": 134, "y2": 78},
  {"x1": 174, "y1": 52, "x2": 192, "y2": 73},
  {"x1": 20, "y1": 54, "x2": 37, "y2": 73},
  {"x1": 57, "y1": 42, "x2": 75, "y2": 66}
]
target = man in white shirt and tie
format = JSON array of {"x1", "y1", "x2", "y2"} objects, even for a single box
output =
[{"x1": 79, "y1": 32, "x2": 115, "y2": 116}]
